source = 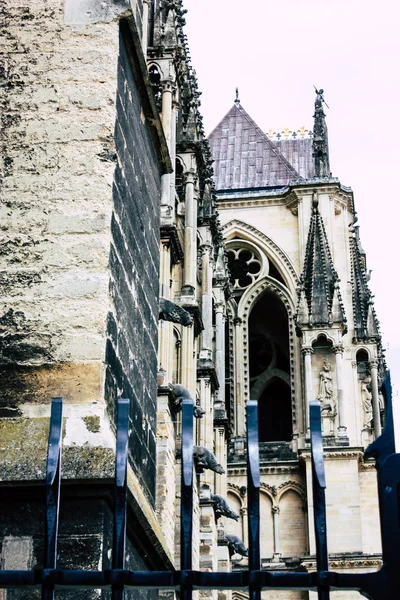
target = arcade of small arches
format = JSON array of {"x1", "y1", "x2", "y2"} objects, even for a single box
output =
[{"x1": 226, "y1": 482, "x2": 307, "y2": 560}]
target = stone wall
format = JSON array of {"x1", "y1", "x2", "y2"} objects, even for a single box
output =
[
  {"x1": 105, "y1": 26, "x2": 161, "y2": 504},
  {"x1": 0, "y1": 0, "x2": 120, "y2": 404},
  {"x1": 0, "y1": 0, "x2": 171, "y2": 591}
]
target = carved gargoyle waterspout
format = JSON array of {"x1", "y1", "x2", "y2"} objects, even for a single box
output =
[
  {"x1": 224, "y1": 534, "x2": 248, "y2": 557},
  {"x1": 211, "y1": 495, "x2": 239, "y2": 521},
  {"x1": 170, "y1": 384, "x2": 205, "y2": 419},
  {"x1": 159, "y1": 298, "x2": 193, "y2": 326},
  {"x1": 193, "y1": 446, "x2": 225, "y2": 474}
]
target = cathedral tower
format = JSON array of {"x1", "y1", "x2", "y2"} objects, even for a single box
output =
[{"x1": 209, "y1": 90, "x2": 385, "y2": 591}]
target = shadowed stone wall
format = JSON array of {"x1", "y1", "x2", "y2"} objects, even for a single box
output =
[{"x1": 105, "y1": 27, "x2": 161, "y2": 504}]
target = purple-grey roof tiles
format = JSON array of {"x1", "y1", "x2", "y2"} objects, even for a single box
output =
[{"x1": 208, "y1": 103, "x2": 314, "y2": 191}]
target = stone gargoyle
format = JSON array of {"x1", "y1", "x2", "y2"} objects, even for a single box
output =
[
  {"x1": 224, "y1": 534, "x2": 248, "y2": 558},
  {"x1": 193, "y1": 446, "x2": 225, "y2": 474},
  {"x1": 211, "y1": 494, "x2": 239, "y2": 521},
  {"x1": 159, "y1": 298, "x2": 193, "y2": 327},
  {"x1": 170, "y1": 384, "x2": 205, "y2": 419}
]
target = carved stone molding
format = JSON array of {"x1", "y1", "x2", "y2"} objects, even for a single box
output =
[
  {"x1": 222, "y1": 219, "x2": 299, "y2": 287},
  {"x1": 228, "y1": 465, "x2": 299, "y2": 476},
  {"x1": 299, "y1": 448, "x2": 364, "y2": 462},
  {"x1": 301, "y1": 556, "x2": 382, "y2": 570},
  {"x1": 239, "y1": 277, "x2": 297, "y2": 426},
  {"x1": 275, "y1": 479, "x2": 307, "y2": 503}
]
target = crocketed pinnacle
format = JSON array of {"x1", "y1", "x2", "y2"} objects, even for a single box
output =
[
  {"x1": 351, "y1": 226, "x2": 380, "y2": 341},
  {"x1": 296, "y1": 196, "x2": 346, "y2": 331}
]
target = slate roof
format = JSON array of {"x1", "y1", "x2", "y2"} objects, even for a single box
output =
[
  {"x1": 274, "y1": 138, "x2": 314, "y2": 180},
  {"x1": 208, "y1": 102, "x2": 313, "y2": 191}
]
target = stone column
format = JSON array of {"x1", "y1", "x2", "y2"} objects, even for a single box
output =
[
  {"x1": 160, "y1": 78, "x2": 174, "y2": 225},
  {"x1": 333, "y1": 345, "x2": 347, "y2": 437},
  {"x1": 370, "y1": 359, "x2": 382, "y2": 437},
  {"x1": 234, "y1": 317, "x2": 245, "y2": 435},
  {"x1": 240, "y1": 506, "x2": 248, "y2": 548},
  {"x1": 142, "y1": 0, "x2": 150, "y2": 55},
  {"x1": 200, "y1": 242, "x2": 213, "y2": 361},
  {"x1": 272, "y1": 506, "x2": 282, "y2": 561},
  {"x1": 214, "y1": 296, "x2": 225, "y2": 404},
  {"x1": 199, "y1": 378, "x2": 213, "y2": 488},
  {"x1": 182, "y1": 171, "x2": 196, "y2": 297},
  {"x1": 158, "y1": 240, "x2": 172, "y2": 379},
  {"x1": 302, "y1": 346, "x2": 313, "y2": 432},
  {"x1": 214, "y1": 427, "x2": 226, "y2": 496},
  {"x1": 181, "y1": 324, "x2": 195, "y2": 400}
]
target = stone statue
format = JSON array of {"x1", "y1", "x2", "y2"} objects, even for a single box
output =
[
  {"x1": 211, "y1": 495, "x2": 239, "y2": 521},
  {"x1": 361, "y1": 375, "x2": 373, "y2": 429},
  {"x1": 317, "y1": 360, "x2": 334, "y2": 413},
  {"x1": 159, "y1": 298, "x2": 193, "y2": 326},
  {"x1": 170, "y1": 383, "x2": 205, "y2": 419},
  {"x1": 224, "y1": 534, "x2": 248, "y2": 558},
  {"x1": 193, "y1": 446, "x2": 225, "y2": 474}
]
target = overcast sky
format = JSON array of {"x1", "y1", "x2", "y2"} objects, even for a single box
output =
[{"x1": 183, "y1": 0, "x2": 400, "y2": 440}]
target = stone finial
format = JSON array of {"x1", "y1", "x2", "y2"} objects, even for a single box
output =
[
  {"x1": 312, "y1": 88, "x2": 331, "y2": 178},
  {"x1": 235, "y1": 88, "x2": 240, "y2": 104}
]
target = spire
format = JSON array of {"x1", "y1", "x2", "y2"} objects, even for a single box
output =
[
  {"x1": 312, "y1": 88, "x2": 331, "y2": 177},
  {"x1": 235, "y1": 87, "x2": 240, "y2": 104},
  {"x1": 296, "y1": 194, "x2": 346, "y2": 331},
  {"x1": 351, "y1": 225, "x2": 380, "y2": 341}
]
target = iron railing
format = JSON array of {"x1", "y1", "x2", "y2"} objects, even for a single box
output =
[{"x1": 0, "y1": 374, "x2": 398, "y2": 599}]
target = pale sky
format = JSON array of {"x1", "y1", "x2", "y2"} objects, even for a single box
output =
[{"x1": 184, "y1": 0, "x2": 400, "y2": 441}]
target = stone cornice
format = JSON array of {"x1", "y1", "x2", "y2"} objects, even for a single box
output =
[
  {"x1": 215, "y1": 179, "x2": 354, "y2": 212},
  {"x1": 301, "y1": 554, "x2": 382, "y2": 570},
  {"x1": 299, "y1": 447, "x2": 364, "y2": 462},
  {"x1": 228, "y1": 463, "x2": 299, "y2": 476}
]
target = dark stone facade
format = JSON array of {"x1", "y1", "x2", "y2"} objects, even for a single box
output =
[
  {"x1": 105, "y1": 29, "x2": 162, "y2": 505},
  {"x1": 0, "y1": 486, "x2": 159, "y2": 599}
]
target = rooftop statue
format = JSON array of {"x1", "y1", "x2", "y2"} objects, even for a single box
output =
[{"x1": 312, "y1": 87, "x2": 331, "y2": 178}]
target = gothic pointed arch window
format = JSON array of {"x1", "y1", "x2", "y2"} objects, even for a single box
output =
[{"x1": 248, "y1": 290, "x2": 292, "y2": 442}]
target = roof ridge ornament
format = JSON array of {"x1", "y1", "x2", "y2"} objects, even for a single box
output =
[
  {"x1": 234, "y1": 87, "x2": 240, "y2": 104},
  {"x1": 312, "y1": 87, "x2": 331, "y2": 178}
]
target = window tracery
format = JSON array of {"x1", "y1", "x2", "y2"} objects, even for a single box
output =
[{"x1": 226, "y1": 244, "x2": 262, "y2": 291}]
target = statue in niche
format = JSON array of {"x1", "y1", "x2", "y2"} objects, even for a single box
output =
[
  {"x1": 317, "y1": 360, "x2": 335, "y2": 413},
  {"x1": 361, "y1": 375, "x2": 373, "y2": 429}
]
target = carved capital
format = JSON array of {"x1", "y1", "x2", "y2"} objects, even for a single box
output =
[
  {"x1": 183, "y1": 170, "x2": 197, "y2": 186},
  {"x1": 370, "y1": 359, "x2": 379, "y2": 370},
  {"x1": 199, "y1": 243, "x2": 213, "y2": 257},
  {"x1": 161, "y1": 77, "x2": 174, "y2": 93},
  {"x1": 333, "y1": 345, "x2": 344, "y2": 355},
  {"x1": 271, "y1": 506, "x2": 280, "y2": 515},
  {"x1": 233, "y1": 317, "x2": 242, "y2": 326},
  {"x1": 301, "y1": 346, "x2": 313, "y2": 356}
]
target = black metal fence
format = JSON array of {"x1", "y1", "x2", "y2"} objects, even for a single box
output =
[{"x1": 0, "y1": 375, "x2": 399, "y2": 600}]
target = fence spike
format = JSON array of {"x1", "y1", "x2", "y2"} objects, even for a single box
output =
[
  {"x1": 310, "y1": 401, "x2": 330, "y2": 600},
  {"x1": 246, "y1": 400, "x2": 261, "y2": 600},
  {"x1": 181, "y1": 395, "x2": 194, "y2": 600},
  {"x1": 42, "y1": 397, "x2": 63, "y2": 600},
  {"x1": 112, "y1": 398, "x2": 130, "y2": 600}
]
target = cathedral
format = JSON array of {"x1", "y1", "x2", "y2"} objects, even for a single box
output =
[{"x1": 0, "y1": 1, "x2": 386, "y2": 598}]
